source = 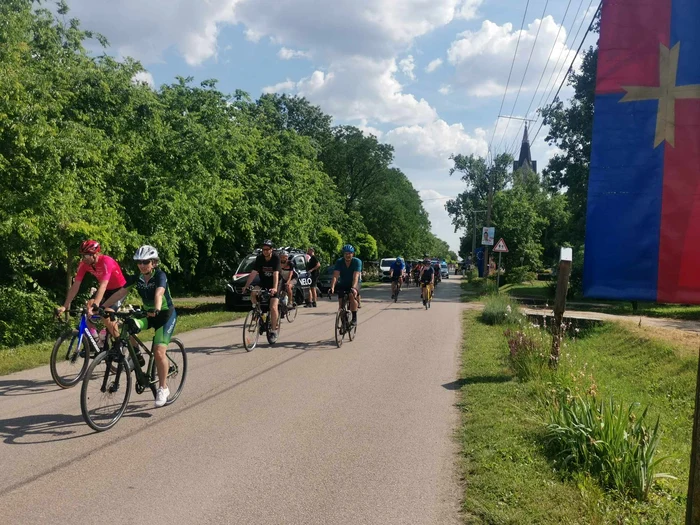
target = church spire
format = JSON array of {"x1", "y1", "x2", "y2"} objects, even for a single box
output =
[{"x1": 513, "y1": 123, "x2": 537, "y2": 173}]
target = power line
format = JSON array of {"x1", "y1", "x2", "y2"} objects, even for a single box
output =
[
  {"x1": 506, "y1": 0, "x2": 574, "y2": 157},
  {"x1": 487, "y1": 0, "x2": 531, "y2": 165},
  {"x1": 495, "y1": 0, "x2": 550, "y2": 155},
  {"x1": 525, "y1": 0, "x2": 588, "y2": 143},
  {"x1": 532, "y1": 0, "x2": 601, "y2": 145}
]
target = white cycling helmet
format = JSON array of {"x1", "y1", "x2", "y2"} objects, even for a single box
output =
[{"x1": 133, "y1": 245, "x2": 159, "y2": 261}]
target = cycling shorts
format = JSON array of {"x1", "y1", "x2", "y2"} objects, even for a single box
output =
[
  {"x1": 390, "y1": 274, "x2": 403, "y2": 282},
  {"x1": 134, "y1": 309, "x2": 177, "y2": 346}
]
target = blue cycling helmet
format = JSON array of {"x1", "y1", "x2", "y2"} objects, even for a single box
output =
[
  {"x1": 342, "y1": 244, "x2": 355, "y2": 253},
  {"x1": 396, "y1": 257, "x2": 403, "y2": 264}
]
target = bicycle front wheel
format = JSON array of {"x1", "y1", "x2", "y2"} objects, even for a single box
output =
[
  {"x1": 346, "y1": 310, "x2": 357, "y2": 341},
  {"x1": 50, "y1": 330, "x2": 90, "y2": 388},
  {"x1": 243, "y1": 309, "x2": 260, "y2": 351},
  {"x1": 81, "y1": 351, "x2": 132, "y2": 432},
  {"x1": 286, "y1": 303, "x2": 298, "y2": 323},
  {"x1": 162, "y1": 338, "x2": 187, "y2": 405},
  {"x1": 334, "y1": 310, "x2": 344, "y2": 348}
]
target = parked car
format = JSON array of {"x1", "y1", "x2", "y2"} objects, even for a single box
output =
[
  {"x1": 225, "y1": 249, "x2": 312, "y2": 310},
  {"x1": 317, "y1": 265, "x2": 335, "y2": 294},
  {"x1": 440, "y1": 261, "x2": 449, "y2": 279},
  {"x1": 379, "y1": 258, "x2": 396, "y2": 282}
]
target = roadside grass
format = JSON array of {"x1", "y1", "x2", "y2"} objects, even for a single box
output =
[
  {"x1": 0, "y1": 302, "x2": 244, "y2": 376},
  {"x1": 458, "y1": 311, "x2": 690, "y2": 523},
  {"x1": 500, "y1": 280, "x2": 552, "y2": 300}
]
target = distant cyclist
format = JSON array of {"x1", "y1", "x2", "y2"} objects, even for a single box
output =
[
  {"x1": 278, "y1": 250, "x2": 299, "y2": 308},
  {"x1": 243, "y1": 240, "x2": 281, "y2": 342},
  {"x1": 389, "y1": 257, "x2": 405, "y2": 300},
  {"x1": 102, "y1": 245, "x2": 176, "y2": 407},
  {"x1": 419, "y1": 257, "x2": 435, "y2": 306},
  {"x1": 56, "y1": 240, "x2": 126, "y2": 340},
  {"x1": 330, "y1": 244, "x2": 361, "y2": 327}
]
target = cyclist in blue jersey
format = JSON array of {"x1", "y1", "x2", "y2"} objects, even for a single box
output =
[
  {"x1": 330, "y1": 244, "x2": 361, "y2": 327},
  {"x1": 389, "y1": 257, "x2": 405, "y2": 300}
]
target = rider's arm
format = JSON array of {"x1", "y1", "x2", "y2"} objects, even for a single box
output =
[
  {"x1": 271, "y1": 271, "x2": 279, "y2": 295},
  {"x1": 330, "y1": 270, "x2": 339, "y2": 291},
  {"x1": 243, "y1": 270, "x2": 258, "y2": 291},
  {"x1": 91, "y1": 279, "x2": 110, "y2": 308},
  {"x1": 153, "y1": 286, "x2": 165, "y2": 312},
  {"x1": 101, "y1": 287, "x2": 129, "y2": 309},
  {"x1": 352, "y1": 271, "x2": 360, "y2": 290},
  {"x1": 61, "y1": 279, "x2": 82, "y2": 311}
]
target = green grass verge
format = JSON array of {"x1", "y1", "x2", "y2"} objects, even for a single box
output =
[
  {"x1": 0, "y1": 303, "x2": 244, "y2": 376},
  {"x1": 500, "y1": 280, "x2": 552, "y2": 300},
  {"x1": 458, "y1": 311, "x2": 689, "y2": 524}
]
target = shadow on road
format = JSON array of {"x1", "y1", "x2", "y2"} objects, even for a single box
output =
[
  {"x1": 0, "y1": 379, "x2": 61, "y2": 397},
  {"x1": 0, "y1": 413, "x2": 87, "y2": 445},
  {"x1": 442, "y1": 375, "x2": 512, "y2": 391}
]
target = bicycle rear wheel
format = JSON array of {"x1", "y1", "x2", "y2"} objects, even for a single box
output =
[
  {"x1": 50, "y1": 330, "x2": 90, "y2": 388},
  {"x1": 347, "y1": 310, "x2": 357, "y2": 341},
  {"x1": 334, "y1": 310, "x2": 344, "y2": 348},
  {"x1": 162, "y1": 338, "x2": 187, "y2": 405},
  {"x1": 243, "y1": 309, "x2": 260, "y2": 351},
  {"x1": 81, "y1": 351, "x2": 132, "y2": 432},
  {"x1": 286, "y1": 303, "x2": 298, "y2": 323}
]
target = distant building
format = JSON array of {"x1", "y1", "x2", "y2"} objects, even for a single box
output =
[{"x1": 513, "y1": 123, "x2": 537, "y2": 174}]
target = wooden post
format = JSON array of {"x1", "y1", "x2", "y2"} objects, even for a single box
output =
[
  {"x1": 496, "y1": 252, "x2": 502, "y2": 289},
  {"x1": 686, "y1": 347, "x2": 700, "y2": 524},
  {"x1": 550, "y1": 257, "x2": 572, "y2": 369}
]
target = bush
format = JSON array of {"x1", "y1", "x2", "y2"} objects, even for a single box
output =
[
  {"x1": 504, "y1": 326, "x2": 549, "y2": 381},
  {"x1": 481, "y1": 294, "x2": 521, "y2": 325},
  {"x1": 0, "y1": 286, "x2": 57, "y2": 348},
  {"x1": 506, "y1": 266, "x2": 537, "y2": 284},
  {"x1": 545, "y1": 394, "x2": 674, "y2": 500}
]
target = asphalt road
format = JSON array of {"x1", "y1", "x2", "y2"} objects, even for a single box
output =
[{"x1": 0, "y1": 277, "x2": 465, "y2": 524}]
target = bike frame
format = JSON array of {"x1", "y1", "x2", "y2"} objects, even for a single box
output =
[{"x1": 76, "y1": 310, "x2": 106, "y2": 354}]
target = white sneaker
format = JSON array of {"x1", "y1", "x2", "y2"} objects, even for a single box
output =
[{"x1": 155, "y1": 386, "x2": 170, "y2": 407}]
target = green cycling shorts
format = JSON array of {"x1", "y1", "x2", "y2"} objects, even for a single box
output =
[{"x1": 134, "y1": 309, "x2": 177, "y2": 346}]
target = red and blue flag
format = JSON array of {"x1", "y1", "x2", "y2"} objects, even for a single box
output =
[{"x1": 584, "y1": 0, "x2": 700, "y2": 303}]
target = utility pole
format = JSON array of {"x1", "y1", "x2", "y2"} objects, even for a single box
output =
[
  {"x1": 470, "y1": 210, "x2": 487, "y2": 259},
  {"x1": 484, "y1": 172, "x2": 494, "y2": 278}
]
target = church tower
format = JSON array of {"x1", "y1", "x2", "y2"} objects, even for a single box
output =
[{"x1": 513, "y1": 123, "x2": 537, "y2": 173}]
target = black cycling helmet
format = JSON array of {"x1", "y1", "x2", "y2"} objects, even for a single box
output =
[{"x1": 262, "y1": 239, "x2": 274, "y2": 248}]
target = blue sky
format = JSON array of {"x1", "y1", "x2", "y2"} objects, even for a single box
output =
[{"x1": 64, "y1": 0, "x2": 598, "y2": 253}]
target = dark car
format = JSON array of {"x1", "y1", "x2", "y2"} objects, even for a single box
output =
[
  {"x1": 225, "y1": 249, "x2": 312, "y2": 310},
  {"x1": 317, "y1": 265, "x2": 335, "y2": 293}
]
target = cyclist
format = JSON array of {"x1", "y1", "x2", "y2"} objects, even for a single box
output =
[
  {"x1": 356, "y1": 256, "x2": 363, "y2": 309},
  {"x1": 56, "y1": 240, "x2": 126, "y2": 340},
  {"x1": 412, "y1": 261, "x2": 422, "y2": 286},
  {"x1": 242, "y1": 240, "x2": 281, "y2": 341},
  {"x1": 389, "y1": 257, "x2": 405, "y2": 299},
  {"x1": 432, "y1": 259, "x2": 442, "y2": 292},
  {"x1": 278, "y1": 250, "x2": 299, "y2": 309},
  {"x1": 419, "y1": 257, "x2": 435, "y2": 306},
  {"x1": 405, "y1": 261, "x2": 412, "y2": 285},
  {"x1": 305, "y1": 247, "x2": 321, "y2": 308},
  {"x1": 102, "y1": 245, "x2": 176, "y2": 408},
  {"x1": 330, "y1": 244, "x2": 361, "y2": 327}
]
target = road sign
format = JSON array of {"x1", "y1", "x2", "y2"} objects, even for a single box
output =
[{"x1": 493, "y1": 238, "x2": 508, "y2": 253}]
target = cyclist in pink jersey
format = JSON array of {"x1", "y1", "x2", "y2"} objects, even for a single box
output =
[{"x1": 56, "y1": 240, "x2": 126, "y2": 337}]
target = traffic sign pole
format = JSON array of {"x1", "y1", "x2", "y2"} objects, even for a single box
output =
[{"x1": 497, "y1": 252, "x2": 502, "y2": 289}]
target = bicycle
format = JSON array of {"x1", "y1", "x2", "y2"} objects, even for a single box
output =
[
  {"x1": 421, "y1": 282, "x2": 433, "y2": 310},
  {"x1": 50, "y1": 307, "x2": 115, "y2": 388},
  {"x1": 393, "y1": 278, "x2": 402, "y2": 303},
  {"x1": 80, "y1": 308, "x2": 187, "y2": 432},
  {"x1": 242, "y1": 289, "x2": 282, "y2": 351},
  {"x1": 334, "y1": 289, "x2": 357, "y2": 347},
  {"x1": 279, "y1": 288, "x2": 298, "y2": 323}
]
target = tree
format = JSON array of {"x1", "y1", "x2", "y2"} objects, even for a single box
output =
[
  {"x1": 540, "y1": 46, "x2": 598, "y2": 247},
  {"x1": 354, "y1": 233, "x2": 378, "y2": 261},
  {"x1": 316, "y1": 227, "x2": 343, "y2": 263}
]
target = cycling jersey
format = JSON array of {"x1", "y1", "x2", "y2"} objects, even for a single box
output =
[
  {"x1": 255, "y1": 253, "x2": 281, "y2": 289},
  {"x1": 389, "y1": 260, "x2": 405, "y2": 274},
  {"x1": 421, "y1": 266, "x2": 435, "y2": 283},
  {"x1": 280, "y1": 260, "x2": 298, "y2": 282},
  {"x1": 75, "y1": 255, "x2": 126, "y2": 290},
  {"x1": 125, "y1": 269, "x2": 174, "y2": 311},
  {"x1": 334, "y1": 257, "x2": 361, "y2": 287}
]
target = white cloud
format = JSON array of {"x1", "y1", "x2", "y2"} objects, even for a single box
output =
[
  {"x1": 234, "y1": 0, "x2": 484, "y2": 60},
  {"x1": 63, "y1": 0, "x2": 241, "y2": 65},
  {"x1": 386, "y1": 120, "x2": 488, "y2": 170},
  {"x1": 426, "y1": 58, "x2": 443, "y2": 73},
  {"x1": 447, "y1": 16, "x2": 578, "y2": 98},
  {"x1": 262, "y1": 79, "x2": 298, "y2": 94},
  {"x1": 131, "y1": 71, "x2": 155, "y2": 88},
  {"x1": 438, "y1": 84, "x2": 452, "y2": 95},
  {"x1": 278, "y1": 47, "x2": 311, "y2": 60},
  {"x1": 266, "y1": 57, "x2": 438, "y2": 126},
  {"x1": 398, "y1": 55, "x2": 416, "y2": 80}
]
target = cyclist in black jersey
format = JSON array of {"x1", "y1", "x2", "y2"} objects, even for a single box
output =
[
  {"x1": 102, "y1": 245, "x2": 176, "y2": 407},
  {"x1": 278, "y1": 250, "x2": 299, "y2": 308}
]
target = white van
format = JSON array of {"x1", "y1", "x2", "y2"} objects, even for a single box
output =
[{"x1": 380, "y1": 258, "x2": 396, "y2": 282}]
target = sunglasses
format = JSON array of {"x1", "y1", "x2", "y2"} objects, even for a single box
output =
[{"x1": 136, "y1": 260, "x2": 152, "y2": 265}]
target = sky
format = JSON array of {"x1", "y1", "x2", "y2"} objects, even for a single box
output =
[{"x1": 61, "y1": 0, "x2": 599, "y2": 253}]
